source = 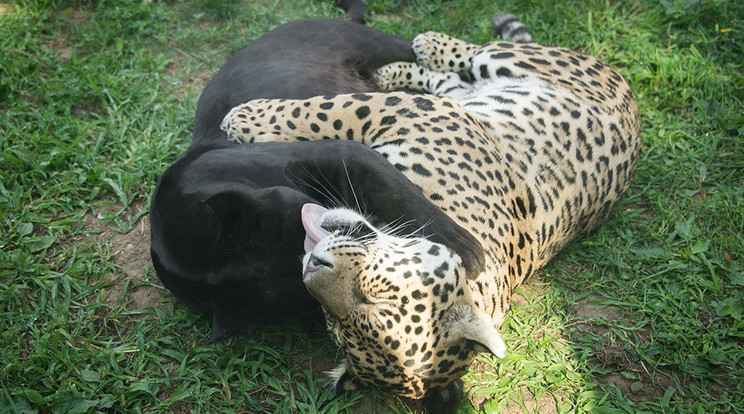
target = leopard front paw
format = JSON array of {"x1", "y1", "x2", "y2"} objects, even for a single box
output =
[
  {"x1": 221, "y1": 103, "x2": 255, "y2": 142},
  {"x1": 221, "y1": 102, "x2": 280, "y2": 143}
]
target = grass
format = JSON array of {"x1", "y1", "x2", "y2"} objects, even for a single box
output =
[{"x1": 0, "y1": 0, "x2": 742, "y2": 412}]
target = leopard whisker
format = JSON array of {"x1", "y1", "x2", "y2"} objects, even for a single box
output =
[
  {"x1": 287, "y1": 165, "x2": 345, "y2": 209},
  {"x1": 341, "y1": 160, "x2": 366, "y2": 215}
]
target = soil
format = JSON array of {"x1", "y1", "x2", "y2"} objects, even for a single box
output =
[
  {"x1": 16, "y1": 3, "x2": 686, "y2": 412},
  {"x1": 90, "y1": 203, "x2": 670, "y2": 412},
  {"x1": 566, "y1": 294, "x2": 679, "y2": 405},
  {"x1": 84, "y1": 203, "x2": 166, "y2": 311}
]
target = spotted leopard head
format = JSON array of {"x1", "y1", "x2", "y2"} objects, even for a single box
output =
[{"x1": 300, "y1": 203, "x2": 506, "y2": 399}]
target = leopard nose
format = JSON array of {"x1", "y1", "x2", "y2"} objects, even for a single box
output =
[
  {"x1": 302, "y1": 252, "x2": 353, "y2": 318},
  {"x1": 305, "y1": 254, "x2": 333, "y2": 274}
]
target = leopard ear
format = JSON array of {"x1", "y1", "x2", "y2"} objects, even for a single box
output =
[{"x1": 445, "y1": 305, "x2": 507, "y2": 358}]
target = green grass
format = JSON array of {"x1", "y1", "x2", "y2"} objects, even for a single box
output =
[{"x1": 1, "y1": 0, "x2": 742, "y2": 413}]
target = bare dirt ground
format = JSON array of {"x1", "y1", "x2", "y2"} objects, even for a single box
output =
[
  {"x1": 568, "y1": 295, "x2": 681, "y2": 406},
  {"x1": 90, "y1": 203, "x2": 667, "y2": 412},
  {"x1": 94, "y1": 206, "x2": 657, "y2": 412},
  {"x1": 83, "y1": 203, "x2": 166, "y2": 311}
]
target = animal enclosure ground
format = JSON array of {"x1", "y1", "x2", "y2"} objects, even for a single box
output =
[{"x1": 1, "y1": 0, "x2": 742, "y2": 413}]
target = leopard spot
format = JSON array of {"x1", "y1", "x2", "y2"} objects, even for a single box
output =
[{"x1": 355, "y1": 105, "x2": 371, "y2": 120}]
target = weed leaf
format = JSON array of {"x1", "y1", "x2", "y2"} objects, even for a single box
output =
[{"x1": 29, "y1": 235, "x2": 55, "y2": 252}]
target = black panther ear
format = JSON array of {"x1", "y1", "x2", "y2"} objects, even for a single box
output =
[
  {"x1": 210, "y1": 309, "x2": 256, "y2": 344},
  {"x1": 328, "y1": 362, "x2": 357, "y2": 395},
  {"x1": 399, "y1": 379, "x2": 465, "y2": 414},
  {"x1": 203, "y1": 190, "x2": 256, "y2": 237},
  {"x1": 420, "y1": 379, "x2": 465, "y2": 414}
]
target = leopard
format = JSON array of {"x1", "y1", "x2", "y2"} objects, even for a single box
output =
[{"x1": 219, "y1": 24, "x2": 640, "y2": 401}]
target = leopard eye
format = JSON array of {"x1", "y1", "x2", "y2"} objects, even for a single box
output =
[
  {"x1": 354, "y1": 287, "x2": 374, "y2": 305},
  {"x1": 322, "y1": 222, "x2": 373, "y2": 239}
]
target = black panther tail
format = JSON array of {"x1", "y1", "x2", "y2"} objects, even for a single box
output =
[{"x1": 335, "y1": 0, "x2": 368, "y2": 24}]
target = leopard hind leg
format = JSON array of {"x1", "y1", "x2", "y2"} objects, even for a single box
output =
[
  {"x1": 411, "y1": 31, "x2": 480, "y2": 74},
  {"x1": 376, "y1": 31, "x2": 480, "y2": 97},
  {"x1": 375, "y1": 61, "x2": 473, "y2": 99}
]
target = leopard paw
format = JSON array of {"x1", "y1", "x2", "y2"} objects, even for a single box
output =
[
  {"x1": 411, "y1": 31, "x2": 442, "y2": 71},
  {"x1": 221, "y1": 102, "x2": 278, "y2": 143},
  {"x1": 375, "y1": 62, "x2": 421, "y2": 91}
]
